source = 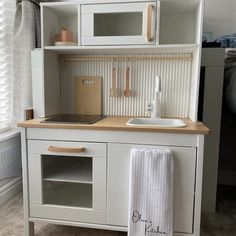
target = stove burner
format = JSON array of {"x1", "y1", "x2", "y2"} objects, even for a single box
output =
[{"x1": 41, "y1": 114, "x2": 106, "y2": 124}]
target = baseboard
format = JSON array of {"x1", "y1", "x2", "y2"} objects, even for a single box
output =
[
  {"x1": 218, "y1": 170, "x2": 236, "y2": 186},
  {"x1": 0, "y1": 178, "x2": 22, "y2": 206}
]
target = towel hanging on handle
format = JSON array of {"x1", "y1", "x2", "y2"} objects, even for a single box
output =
[{"x1": 128, "y1": 147, "x2": 174, "y2": 236}]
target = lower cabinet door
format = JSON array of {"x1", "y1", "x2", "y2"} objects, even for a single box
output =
[
  {"x1": 107, "y1": 143, "x2": 196, "y2": 234},
  {"x1": 27, "y1": 140, "x2": 107, "y2": 224}
]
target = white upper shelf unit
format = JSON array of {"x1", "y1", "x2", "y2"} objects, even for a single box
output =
[
  {"x1": 40, "y1": 0, "x2": 203, "y2": 50},
  {"x1": 39, "y1": 0, "x2": 203, "y2": 122}
]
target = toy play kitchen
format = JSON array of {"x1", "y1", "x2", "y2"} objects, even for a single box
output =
[{"x1": 19, "y1": 1, "x2": 208, "y2": 236}]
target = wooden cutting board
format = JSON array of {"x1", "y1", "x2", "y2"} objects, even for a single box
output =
[{"x1": 74, "y1": 76, "x2": 102, "y2": 115}]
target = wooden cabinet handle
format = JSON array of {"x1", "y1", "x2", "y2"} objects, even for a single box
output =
[
  {"x1": 47, "y1": 146, "x2": 86, "y2": 153},
  {"x1": 147, "y1": 4, "x2": 154, "y2": 42}
]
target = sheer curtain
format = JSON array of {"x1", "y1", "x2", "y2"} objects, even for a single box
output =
[
  {"x1": 0, "y1": 0, "x2": 41, "y2": 131},
  {"x1": 12, "y1": 0, "x2": 41, "y2": 126},
  {"x1": 0, "y1": 0, "x2": 15, "y2": 132}
]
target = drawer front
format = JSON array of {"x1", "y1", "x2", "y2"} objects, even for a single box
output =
[{"x1": 28, "y1": 140, "x2": 106, "y2": 158}]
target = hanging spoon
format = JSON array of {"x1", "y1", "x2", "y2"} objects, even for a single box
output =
[
  {"x1": 110, "y1": 67, "x2": 119, "y2": 97},
  {"x1": 124, "y1": 67, "x2": 132, "y2": 97}
]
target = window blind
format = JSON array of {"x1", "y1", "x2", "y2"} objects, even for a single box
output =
[{"x1": 0, "y1": 1, "x2": 15, "y2": 132}]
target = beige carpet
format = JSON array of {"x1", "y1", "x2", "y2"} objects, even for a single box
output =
[
  {"x1": 1, "y1": 191, "x2": 236, "y2": 236},
  {"x1": 0, "y1": 193, "x2": 126, "y2": 236}
]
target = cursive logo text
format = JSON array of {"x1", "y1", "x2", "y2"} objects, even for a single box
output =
[{"x1": 132, "y1": 210, "x2": 166, "y2": 235}]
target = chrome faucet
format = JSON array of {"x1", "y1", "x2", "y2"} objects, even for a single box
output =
[{"x1": 146, "y1": 76, "x2": 162, "y2": 119}]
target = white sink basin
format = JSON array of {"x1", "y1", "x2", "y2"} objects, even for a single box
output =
[{"x1": 126, "y1": 118, "x2": 187, "y2": 128}]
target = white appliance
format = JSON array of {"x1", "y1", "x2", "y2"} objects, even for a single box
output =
[{"x1": 81, "y1": 1, "x2": 158, "y2": 46}]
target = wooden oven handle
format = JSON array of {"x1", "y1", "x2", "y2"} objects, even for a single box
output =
[
  {"x1": 47, "y1": 146, "x2": 86, "y2": 153},
  {"x1": 147, "y1": 4, "x2": 155, "y2": 42}
]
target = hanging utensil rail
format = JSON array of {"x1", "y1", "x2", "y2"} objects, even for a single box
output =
[{"x1": 59, "y1": 54, "x2": 193, "y2": 62}]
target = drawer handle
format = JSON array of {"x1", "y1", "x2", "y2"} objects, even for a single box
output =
[
  {"x1": 147, "y1": 4, "x2": 155, "y2": 42},
  {"x1": 47, "y1": 146, "x2": 86, "y2": 153}
]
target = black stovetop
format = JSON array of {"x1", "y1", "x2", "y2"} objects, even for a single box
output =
[{"x1": 41, "y1": 114, "x2": 106, "y2": 124}]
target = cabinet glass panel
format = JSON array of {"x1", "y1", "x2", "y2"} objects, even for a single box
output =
[
  {"x1": 43, "y1": 181, "x2": 92, "y2": 208},
  {"x1": 94, "y1": 13, "x2": 143, "y2": 36},
  {"x1": 42, "y1": 155, "x2": 93, "y2": 208},
  {"x1": 42, "y1": 155, "x2": 92, "y2": 183}
]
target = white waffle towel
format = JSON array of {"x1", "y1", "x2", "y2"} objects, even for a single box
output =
[{"x1": 128, "y1": 148, "x2": 174, "y2": 236}]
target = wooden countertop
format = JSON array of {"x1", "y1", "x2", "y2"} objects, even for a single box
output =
[{"x1": 17, "y1": 117, "x2": 210, "y2": 135}]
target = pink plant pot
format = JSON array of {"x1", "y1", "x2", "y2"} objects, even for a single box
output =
[{"x1": 60, "y1": 30, "x2": 73, "y2": 42}]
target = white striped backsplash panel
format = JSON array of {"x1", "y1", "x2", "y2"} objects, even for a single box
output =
[{"x1": 60, "y1": 54, "x2": 192, "y2": 118}]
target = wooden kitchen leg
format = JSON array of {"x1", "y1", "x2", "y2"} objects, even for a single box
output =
[
  {"x1": 25, "y1": 221, "x2": 34, "y2": 236},
  {"x1": 21, "y1": 129, "x2": 34, "y2": 236}
]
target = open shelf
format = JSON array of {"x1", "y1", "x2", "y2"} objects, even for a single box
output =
[
  {"x1": 159, "y1": 0, "x2": 201, "y2": 45},
  {"x1": 43, "y1": 156, "x2": 92, "y2": 184},
  {"x1": 42, "y1": 3, "x2": 78, "y2": 47},
  {"x1": 43, "y1": 181, "x2": 92, "y2": 208}
]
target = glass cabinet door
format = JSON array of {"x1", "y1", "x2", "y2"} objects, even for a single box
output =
[
  {"x1": 94, "y1": 12, "x2": 143, "y2": 37},
  {"x1": 27, "y1": 140, "x2": 107, "y2": 224},
  {"x1": 81, "y1": 2, "x2": 158, "y2": 45},
  {"x1": 42, "y1": 155, "x2": 93, "y2": 208}
]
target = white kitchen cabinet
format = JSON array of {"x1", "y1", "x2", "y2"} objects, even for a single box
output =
[
  {"x1": 81, "y1": 1, "x2": 158, "y2": 46},
  {"x1": 27, "y1": 140, "x2": 107, "y2": 224},
  {"x1": 107, "y1": 143, "x2": 196, "y2": 234},
  {"x1": 19, "y1": 125, "x2": 206, "y2": 236}
]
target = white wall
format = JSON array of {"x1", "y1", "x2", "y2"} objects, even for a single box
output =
[{"x1": 204, "y1": 0, "x2": 236, "y2": 40}]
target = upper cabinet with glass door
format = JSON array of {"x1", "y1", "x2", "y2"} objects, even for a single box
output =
[{"x1": 80, "y1": 1, "x2": 159, "y2": 46}]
